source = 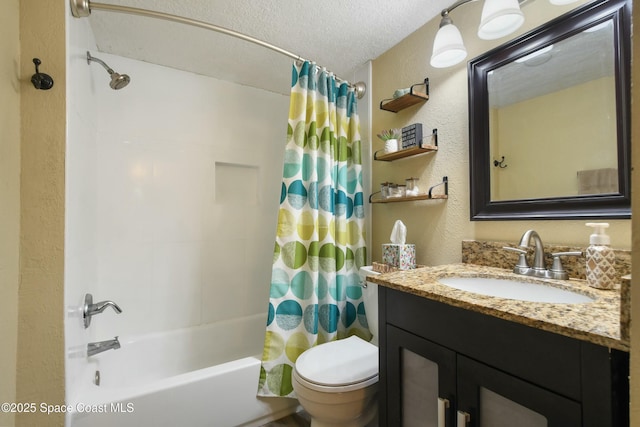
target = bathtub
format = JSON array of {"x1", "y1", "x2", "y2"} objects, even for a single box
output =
[{"x1": 67, "y1": 314, "x2": 299, "y2": 427}]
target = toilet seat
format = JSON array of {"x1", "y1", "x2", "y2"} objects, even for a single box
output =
[{"x1": 294, "y1": 336, "x2": 378, "y2": 392}]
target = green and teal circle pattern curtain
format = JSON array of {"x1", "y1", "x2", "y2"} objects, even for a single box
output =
[{"x1": 257, "y1": 62, "x2": 370, "y2": 398}]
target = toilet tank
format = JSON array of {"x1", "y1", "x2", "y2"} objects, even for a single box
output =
[{"x1": 358, "y1": 266, "x2": 380, "y2": 346}]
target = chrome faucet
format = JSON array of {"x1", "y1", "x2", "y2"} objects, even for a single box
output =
[
  {"x1": 504, "y1": 230, "x2": 581, "y2": 280},
  {"x1": 87, "y1": 336, "x2": 121, "y2": 357},
  {"x1": 84, "y1": 293, "x2": 123, "y2": 328},
  {"x1": 518, "y1": 229, "x2": 546, "y2": 273}
]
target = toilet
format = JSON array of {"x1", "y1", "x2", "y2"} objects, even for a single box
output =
[{"x1": 292, "y1": 266, "x2": 380, "y2": 427}]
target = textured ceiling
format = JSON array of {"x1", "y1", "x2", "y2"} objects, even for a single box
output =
[{"x1": 86, "y1": 0, "x2": 450, "y2": 95}]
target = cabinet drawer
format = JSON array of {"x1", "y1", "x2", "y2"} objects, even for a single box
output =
[{"x1": 385, "y1": 288, "x2": 582, "y2": 400}]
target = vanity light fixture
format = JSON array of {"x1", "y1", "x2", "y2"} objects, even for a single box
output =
[
  {"x1": 430, "y1": 0, "x2": 573, "y2": 68},
  {"x1": 431, "y1": 0, "x2": 525, "y2": 68}
]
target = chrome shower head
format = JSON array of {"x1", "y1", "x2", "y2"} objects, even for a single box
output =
[
  {"x1": 109, "y1": 72, "x2": 130, "y2": 90},
  {"x1": 87, "y1": 51, "x2": 130, "y2": 90}
]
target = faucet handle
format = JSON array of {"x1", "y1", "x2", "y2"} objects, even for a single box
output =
[
  {"x1": 503, "y1": 246, "x2": 529, "y2": 274},
  {"x1": 83, "y1": 293, "x2": 123, "y2": 329},
  {"x1": 549, "y1": 251, "x2": 583, "y2": 280},
  {"x1": 503, "y1": 246, "x2": 527, "y2": 255}
]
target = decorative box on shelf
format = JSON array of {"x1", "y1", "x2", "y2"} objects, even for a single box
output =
[
  {"x1": 401, "y1": 123, "x2": 423, "y2": 149},
  {"x1": 373, "y1": 128, "x2": 438, "y2": 162}
]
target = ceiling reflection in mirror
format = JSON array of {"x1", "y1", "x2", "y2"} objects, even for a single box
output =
[{"x1": 488, "y1": 20, "x2": 617, "y2": 201}]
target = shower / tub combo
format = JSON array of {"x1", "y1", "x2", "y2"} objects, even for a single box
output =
[
  {"x1": 66, "y1": 49, "x2": 299, "y2": 424},
  {"x1": 66, "y1": 1, "x2": 368, "y2": 426}
]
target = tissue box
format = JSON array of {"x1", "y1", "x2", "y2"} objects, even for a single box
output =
[{"x1": 382, "y1": 244, "x2": 416, "y2": 270}]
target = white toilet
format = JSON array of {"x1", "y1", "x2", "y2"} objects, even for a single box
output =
[{"x1": 292, "y1": 266, "x2": 380, "y2": 427}]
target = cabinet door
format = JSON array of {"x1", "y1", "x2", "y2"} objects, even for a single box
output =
[
  {"x1": 386, "y1": 325, "x2": 456, "y2": 427},
  {"x1": 456, "y1": 356, "x2": 582, "y2": 427}
]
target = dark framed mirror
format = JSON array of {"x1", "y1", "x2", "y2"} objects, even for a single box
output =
[{"x1": 468, "y1": 0, "x2": 631, "y2": 220}]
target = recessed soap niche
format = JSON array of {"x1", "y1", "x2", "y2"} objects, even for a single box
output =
[{"x1": 215, "y1": 162, "x2": 259, "y2": 205}]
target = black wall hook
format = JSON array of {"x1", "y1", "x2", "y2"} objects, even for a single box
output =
[
  {"x1": 493, "y1": 156, "x2": 507, "y2": 168},
  {"x1": 31, "y1": 58, "x2": 54, "y2": 90}
]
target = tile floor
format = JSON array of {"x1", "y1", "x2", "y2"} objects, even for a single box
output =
[
  {"x1": 259, "y1": 410, "x2": 310, "y2": 427},
  {"x1": 259, "y1": 409, "x2": 378, "y2": 427}
]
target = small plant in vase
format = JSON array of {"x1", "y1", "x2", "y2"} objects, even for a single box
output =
[{"x1": 377, "y1": 128, "x2": 401, "y2": 153}]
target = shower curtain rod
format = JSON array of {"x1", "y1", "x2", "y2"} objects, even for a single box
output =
[{"x1": 70, "y1": 0, "x2": 367, "y2": 98}]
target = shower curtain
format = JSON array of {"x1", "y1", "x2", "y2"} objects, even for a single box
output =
[{"x1": 257, "y1": 61, "x2": 370, "y2": 398}]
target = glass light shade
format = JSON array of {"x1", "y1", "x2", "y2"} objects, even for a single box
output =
[
  {"x1": 478, "y1": 0, "x2": 525, "y2": 40},
  {"x1": 549, "y1": 0, "x2": 580, "y2": 4},
  {"x1": 430, "y1": 22, "x2": 467, "y2": 68}
]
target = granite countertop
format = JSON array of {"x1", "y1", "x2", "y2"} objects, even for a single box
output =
[{"x1": 369, "y1": 263, "x2": 628, "y2": 352}]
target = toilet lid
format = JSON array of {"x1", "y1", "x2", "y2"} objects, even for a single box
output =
[{"x1": 295, "y1": 336, "x2": 378, "y2": 387}]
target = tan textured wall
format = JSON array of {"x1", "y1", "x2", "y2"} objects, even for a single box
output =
[
  {"x1": 0, "y1": 1, "x2": 21, "y2": 426},
  {"x1": 371, "y1": 0, "x2": 631, "y2": 268},
  {"x1": 16, "y1": 1, "x2": 66, "y2": 426},
  {"x1": 372, "y1": 0, "x2": 635, "y2": 420},
  {"x1": 630, "y1": 0, "x2": 639, "y2": 423}
]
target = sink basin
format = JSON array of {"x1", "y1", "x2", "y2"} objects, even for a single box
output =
[{"x1": 437, "y1": 277, "x2": 594, "y2": 304}]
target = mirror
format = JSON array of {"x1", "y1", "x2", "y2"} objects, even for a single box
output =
[{"x1": 468, "y1": 0, "x2": 631, "y2": 220}]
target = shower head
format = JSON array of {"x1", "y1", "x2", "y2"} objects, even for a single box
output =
[
  {"x1": 86, "y1": 51, "x2": 131, "y2": 90},
  {"x1": 109, "y1": 72, "x2": 131, "y2": 90}
]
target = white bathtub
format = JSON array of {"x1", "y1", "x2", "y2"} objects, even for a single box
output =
[{"x1": 68, "y1": 315, "x2": 299, "y2": 427}]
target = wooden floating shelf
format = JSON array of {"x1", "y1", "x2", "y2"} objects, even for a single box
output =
[
  {"x1": 369, "y1": 176, "x2": 449, "y2": 204},
  {"x1": 374, "y1": 145, "x2": 438, "y2": 161},
  {"x1": 371, "y1": 194, "x2": 448, "y2": 204},
  {"x1": 380, "y1": 78, "x2": 429, "y2": 113}
]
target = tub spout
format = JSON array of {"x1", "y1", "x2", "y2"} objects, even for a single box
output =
[{"x1": 87, "y1": 337, "x2": 121, "y2": 357}]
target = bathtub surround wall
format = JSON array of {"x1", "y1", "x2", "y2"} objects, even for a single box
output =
[
  {"x1": 95, "y1": 56, "x2": 287, "y2": 337},
  {"x1": 66, "y1": 10, "x2": 102, "y2": 408},
  {"x1": 66, "y1": 43, "x2": 291, "y2": 404}
]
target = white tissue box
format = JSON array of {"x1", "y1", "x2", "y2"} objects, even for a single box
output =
[{"x1": 382, "y1": 244, "x2": 416, "y2": 270}]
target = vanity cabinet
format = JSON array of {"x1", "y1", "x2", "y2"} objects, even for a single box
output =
[{"x1": 378, "y1": 287, "x2": 629, "y2": 427}]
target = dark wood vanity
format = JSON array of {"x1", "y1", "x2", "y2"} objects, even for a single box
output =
[{"x1": 377, "y1": 286, "x2": 629, "y2": 427}]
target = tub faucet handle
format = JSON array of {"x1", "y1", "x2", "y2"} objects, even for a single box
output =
[{"x1": 83, "y1": 293, "x2": 123, "y2": 328}]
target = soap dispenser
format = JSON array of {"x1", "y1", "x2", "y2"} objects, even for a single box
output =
[{"x1": 585, "y1": 222, "x2": 616, "y2": 289}]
